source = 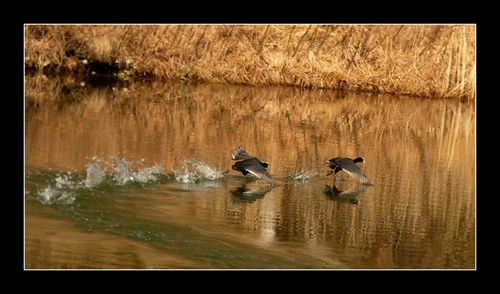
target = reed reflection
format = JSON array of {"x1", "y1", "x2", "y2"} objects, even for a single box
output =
[{"x1": 25, "y1": 77, "x2": 475, "y2": 269}]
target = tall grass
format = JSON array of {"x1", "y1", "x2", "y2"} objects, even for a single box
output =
[{"x1": 24, "y1": 24, "x2": 476, "y2": 101}]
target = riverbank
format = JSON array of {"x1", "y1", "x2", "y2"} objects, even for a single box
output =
[{"x1": 24, "y1": 24, "x2": 476, "y2": 101}]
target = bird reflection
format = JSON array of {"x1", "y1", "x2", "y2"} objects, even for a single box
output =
[
  {"x1": 323, "y1": 183, "x2": 370, "y2": 204},
  {"x1": 230, "y1": 183, "x2": 276, "y2": 203}
]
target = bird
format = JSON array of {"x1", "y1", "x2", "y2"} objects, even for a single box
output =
[
  {"x1": 230, "y1": 146, "x2": 278, "y2": 186},
  {"x1": 326, "y1": 157, "x2": 371, "y2": 184}
]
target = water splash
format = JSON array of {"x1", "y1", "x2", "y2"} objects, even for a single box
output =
[
  {"x1": 28, "y1": 156, "x2": 167, "y2": 205},
  {"x1": 37, "y1": 176, "x2": 77, "y2": 205},
  {"x1": 288, "y1": 170, "x2": 319, "y2": 182},
  {"x1": 173, "y1": 158, "x2": 225, "y2": 183},
  {"x1": 85, "y1": 163, "x2": 106, "y2": 188},
  {"x1": 113, "y1": 157, "x2": 134, "y2": 185},
  {"x1": 96, "y1": 156, "x2": 166, "y2": 185},
  {"x1": 27, "y1": 156, "x2": 222, "y2": 205}
]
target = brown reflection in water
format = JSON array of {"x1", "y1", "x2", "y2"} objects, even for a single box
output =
[
  {"x1": 25, "y1": 77, "x2": 475, "y2": 269},
  {"x1": 25, "y1": 206, "x2": 208, "y2": 269},
  {"x1": 26, "y1": 78, "x2": 359, "y2": 172}
]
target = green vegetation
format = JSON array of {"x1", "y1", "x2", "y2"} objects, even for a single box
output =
[{"x1": 25, "y1": 24, "x2": 475, "y2": 101}]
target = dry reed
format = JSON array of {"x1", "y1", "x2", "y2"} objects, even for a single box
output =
[{"x1": 25, "y1": 24, "x2": 476, "y2": 101}]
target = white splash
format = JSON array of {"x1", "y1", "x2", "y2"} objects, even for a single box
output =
[
  {"x1": 113, "y1": 157, "x2": 135, "y2": 185},
  {"x1": 85, "y1": 163, "x2": 106, "y2": 188},
  {"x1": 288, "y1": 170, "x2": 319, "y2": 182},
  {"x1": 37, "y1": 173, "x2": 77, "y2": 205},
  {"x1": 134, "y1": 165, "x2": 165, "y2": 182},
  {"x1": 111, "y1": 157, "x2": 165, "y2": 184},
  {"x1": 34, "y1": 156, "x2": 167, "y2": 205},
  {"x1": 173, "y1": 158, "x2": 225, "y2": 183}
]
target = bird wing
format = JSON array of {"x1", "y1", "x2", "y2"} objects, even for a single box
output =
[
  {"x1": 245, "y1": 169, "x2": 279, "y2": 186},
  {"x1": 243, "y1": 161, "x2": 278, "y2": 185},
  {"x1": 232, "y1": 146, "x2": 254, "y2": 160},
  {"x1": 340, "y1": 165, "x2": 371, "y2": 184}
]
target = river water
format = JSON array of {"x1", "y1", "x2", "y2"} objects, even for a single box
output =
[{"x1": 24, "y1": 75, "x2": 475, "y2": 270}]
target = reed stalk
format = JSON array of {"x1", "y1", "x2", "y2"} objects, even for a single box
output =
[{"x1": 24, "y1": 24, "x2": 476, "y2": 101}]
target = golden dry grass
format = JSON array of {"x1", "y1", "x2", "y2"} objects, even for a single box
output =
[{"x1": 25, "y1": 24, "x2": 476, "y2": 101}]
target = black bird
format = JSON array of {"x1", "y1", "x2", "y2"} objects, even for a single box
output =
[
  {"x1": 326, "y1": 157, "x2": 371, "y2": 184},
  {"x1": 231, "y1": 146, "x2": 278, "y2": 186}
]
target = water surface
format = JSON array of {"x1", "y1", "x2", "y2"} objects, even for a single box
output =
[{"x1": 24, "y1": 76, "x2": 475, "y2": 269}]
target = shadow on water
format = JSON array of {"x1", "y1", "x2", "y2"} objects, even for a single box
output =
[
  {"x1": 24, "y1": 76, "x2": 475, "y2": 269},
  {"x1": 323, "y1": 183, "x2": 371, "y2": 205},
  {"x1": 230, "y1": 183, "x2": 277, "y2": 204}
]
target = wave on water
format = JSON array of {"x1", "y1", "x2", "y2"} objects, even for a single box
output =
[{"x1": 172, "y1": 158, "x2": 226, "y2": 183}]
